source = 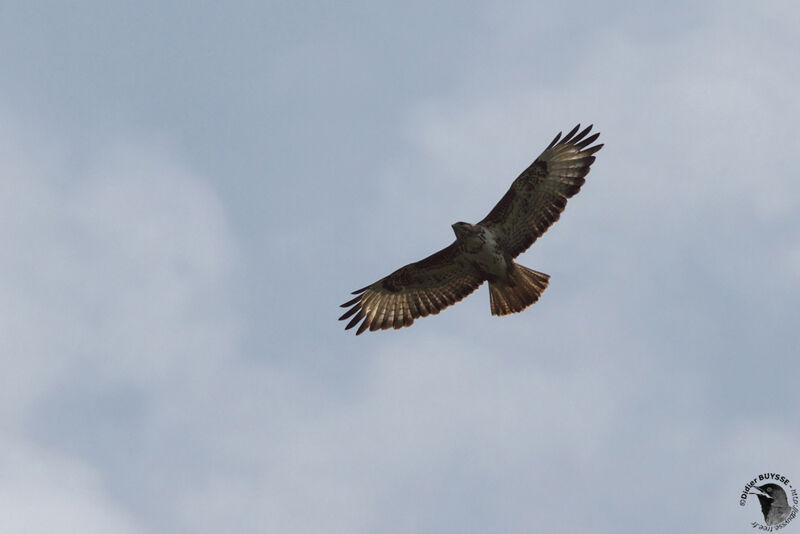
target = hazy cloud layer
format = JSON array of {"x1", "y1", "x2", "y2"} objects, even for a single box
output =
[{"x1": 1, "y1": 2, "x2": 798, "y2": 533}]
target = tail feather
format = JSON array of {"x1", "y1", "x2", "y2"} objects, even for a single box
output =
[{"x1": 489, "y1": 264, "x2": 550, "y2": 316}]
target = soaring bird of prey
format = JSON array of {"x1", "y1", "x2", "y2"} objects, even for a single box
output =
[
  {"x1": 751, "y1": 484, "x2": 792, "y2": 526},
  {"x1": 340, "y1": 124, "x2": 602, "y2": 335}
]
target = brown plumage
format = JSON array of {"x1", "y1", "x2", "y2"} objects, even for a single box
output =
[{"x1": 340, "y1": 124, "x2": 602, "y2": 334}]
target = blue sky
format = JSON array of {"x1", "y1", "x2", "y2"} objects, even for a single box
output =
[{"x1": 1, "y1": 1, "x2": 799, "y2": 532}]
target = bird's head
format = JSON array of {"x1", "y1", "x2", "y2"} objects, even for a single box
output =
[
  {"x1": 751, "y1": 484, "x2": 789, "y2": 506},
  {"x1": 451, "y1": 221, "x2": 476, "y2": 239}
]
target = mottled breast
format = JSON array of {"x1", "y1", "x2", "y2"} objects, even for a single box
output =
[{"x1": 458, "y1": 225, "x2": 508, "y2": 279}]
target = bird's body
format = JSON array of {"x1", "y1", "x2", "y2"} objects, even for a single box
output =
[
  {"x1": 452, "y1": 222, "x2": 507, "y2": 281},
  {"x1": 340, "y1": 124, "x2": 603, "y2": 335}
]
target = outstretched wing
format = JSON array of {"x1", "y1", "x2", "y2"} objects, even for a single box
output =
[
  {"x1": 339, "y1": 243, "x2": 484, "y2": 335},
  {"x1": 479, "y1": 124, "x2": 603, "y2": 258}
]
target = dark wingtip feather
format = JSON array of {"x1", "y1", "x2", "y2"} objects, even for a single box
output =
[
  {"x1": 585, "y1": 143, "x2": 604, "y2": 155},
  {"x1": 562, "y1": 124, "x2": 581, "y2": 143},
  {"x1": 356, "y1": 319, "x2": 370, "y2": 335},
  {"x1": 351, "y1": 286, "x2": 369, "y2": 295},
  {"x1": 575, "y1": 132, "x2": 600, "y2": 150},
  {"x1": 572, "y1": 124, "x2": 592, "y2": 143},
  {"x1": 547, "y1": 131, "x2": 563, "y2": 149},
  {"x1": 339, "y1": 304, "x2": 361, "y2": 321},
  {"x1": 345, "y1": 310, "x2": 364, "y2": 330},
  {"x1": 340, "y1": 295, "x2": 361, "y2": 308}
]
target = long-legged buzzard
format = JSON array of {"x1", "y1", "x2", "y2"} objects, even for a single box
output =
[{"x1": 340, "y1": 124, "x2": 602, "y2": 335}]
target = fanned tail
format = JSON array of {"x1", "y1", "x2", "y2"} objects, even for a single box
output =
[{"x1": 488, "y1": 263, "x2": 550, "y2": 316}]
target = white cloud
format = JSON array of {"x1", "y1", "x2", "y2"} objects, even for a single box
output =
[
  {"x1": 171, "y1": 333, "x2": 643, "y2": 533},
  {"x1": 0, "y1": 438, "x2": 143, "y2": 534},
  {"x1": 0, "y1": 110, "x2": 241, "y2": 531}
]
